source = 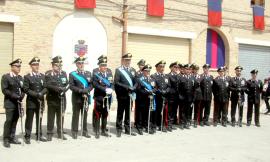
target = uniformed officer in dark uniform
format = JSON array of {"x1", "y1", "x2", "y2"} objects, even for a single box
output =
[
  {"x1": 45, "y1": 56, "x2": 69, "y2": 141},
  {"x1": 23, "y1": 57, "x2": 47, "y2": 144},
  {"x1": 200, "y1": 64, "x2": 213, "y2": 126},
  {"x1": 192, "y1": 64, "x2": 202, "y2": 128},
  {"x1": 1, "y1": 59, "x2": 25, "y2": 148},
  {"x1": 136, "y1": 59, "x2": 146, "y2": 78},
  {"x1": 246, "y1": 69, "x2": 263, "y2": 127},
  {"x1": 178, "y1": 64, "x2": 196, "y2": 129},
  {"x1": 263, "y1": 77, "x2": 270, "y2": 114},
  {"x1": 92, "y1": 56, "x2": 113, "y2": 138},
  {"x1": 213, "y1": 67, "x2": 230, "y2": 127},
  {"x1": 168, "y1": 62, "x2": 180, "y2": 127},
  {"x1": 229, "y1": 66, "x2": 246, "y2": 127},
  {"x1": 177, "y1": 63, "x2": 185, "y2": 128},
  {"x1": 69, "y1": 57, "x2": 92, "y2": 139},
  {"x1": 114, "y1": 53, "x2": 137, "y2": 137},
  {"x1": 136, "y1": 64, "x2": 156, "y2": 134},
  {"x1": 152, "y1": 60, "x2": 172, "y2": 132},
  {"x1": 134, "y1": 59, "x2": 145, "y2": 130}
]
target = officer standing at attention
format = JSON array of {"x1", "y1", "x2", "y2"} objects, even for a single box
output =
[
  {"x1": 45, "y1": 56, "x2": 69, "y2": 141},
  {"x1": 114, "y1": 53, "x2": 137, "y2": 137},
  {"x1": 1, "y1": 59, "x2": 25, "y2": 148},
  {"x1": 229, "y1": 66, "x2": 246, "y2": 127},
  {"x1": 168, "y1": 62, "x2": 180, "y2": 128},
  {"x1": 151, "y1": 60, "x2": 171, "y2": 132},
  {"x1": 199, "y1": 64, "x2": 213, "y2": 126},
  {"x1": 178, "y1": 64, "x2": 196, "y2": 129},
  {"x1": 92, "y1": 56, "x2": 113, "y2": 138},
  {"x1": 246, "y1": 69, "x2": 263, "y2": 127},
  {"x1": 136, "y1": 64, "x2": 156, "y2": 134},
  {"x1": 136, "y1": 59, "x2": 146, "y2": 78},
  {"x1": 192, "y1": 64, "x2": 202, "y2": 128},
  {"x1": 69, "y1": 57, "x2": 92, "y2": 139},
  {"x1": 213, "y1": 67, "x2": 230, "y2": 127},
  {"x1": 23, "y1": 57, "x2": 47, "y2": 144}
]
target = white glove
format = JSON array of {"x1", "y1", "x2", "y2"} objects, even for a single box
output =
[{"x1": 106, "y1": 88, "x2": 113, "y2": 95}]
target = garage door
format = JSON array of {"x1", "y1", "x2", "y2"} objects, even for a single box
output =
[
  {"x1": 0, "y1": 22, "x2": 14, "y2": 112},
  {"x1": 128, "y1": 34, "x2": 190, "y2": 72},
  {"x1": 239, "y1": 44, "x2": 270, "y2": 81}
]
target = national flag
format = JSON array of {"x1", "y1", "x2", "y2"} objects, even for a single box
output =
[
  {"x1": 253, "y1": 5, "x2": 265, "y2": 31},
  {"x1": 208, "y1": 0, "x2": 222, "y2": 27},
  {"x1": 75, "y1": 0, "x2": 96, "y2": 9},
  {"x1": 147, "y1": 0, "x2": 164, "y2": 17}
]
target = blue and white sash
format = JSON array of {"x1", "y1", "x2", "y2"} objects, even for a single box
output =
[
  {"x1": 118, "y1": 67, "x2": 136, "y2": 100},
  {"x1": 140, "y1": 77, "x2": 156, "y2": 111},
  {"x1": 71, "y1": 71, "x2": 91, "y2": 104}
]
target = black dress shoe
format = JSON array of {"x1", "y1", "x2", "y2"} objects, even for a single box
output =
[
  {"x1": 231, "y1": 122, "x2": 235, "y2": 127},
  {"x1": 58, "y1": 134, "x2": 67, "y2": 140},
  {"x1": 25, "y1": 138, "x2": 31, "y2": 144},
  {"x1": 101, "y1": 131, "x2": 111, "y2": 137},
  {"x1": 72, "y1": 133, "x2": 78, "y2": 139},
  {"x1": 213, "y1": 122, "x2": 217, "y2": 127},
  {"x1": 47, "y1": 135, "x2": 52, "y2": 141},
  {"x1": 193, "y1": 122, "x2": 197, "y2": 128},
  {"x1": 3, "y1": 140, "x2": 10, "y2": 148},
  {"x1": 247, "y1": 122, "x2": 251, "y2": 126},
  {"x1": 200, "y1": 122, "x2": 204, "y2": 126},
  {"x1": 171, "y1": 126, "x2": 177, "y2": 130},
  {"x1": 136, "y1": 128, "x2": 143, "y2": 135},
  {"x1": 82, "y1": 133, "x2": 91, "y2": 138},
  {"x1": 116, "y1": 130, "x2": 121, "y2": 137},
  {"x1": 179, "y1": 124, "x2": 184, "y2": 130},
  {"x1": 167, "y1": 127, "x2": 172, "y2": 132},
  {"x1": 95, "y1": 133, "x2": 100, "y2": 139},
  {"x1": 125, "y1": 131, "x2": 137, "y2": 136},
  {"x1": 9, "y1": 138, "x2": 21, "y2": 144},
  {"x1": 255, "y1": 123, "x2": 261, "y2": 127},
  {"x1": 238, "y1": 121, "x2": 242, "y2": 127},
  {"x1": 204, "y1": 121, "x2": 210, "y2": 126}
]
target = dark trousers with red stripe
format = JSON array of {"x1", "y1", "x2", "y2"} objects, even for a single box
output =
[
  {"x1": 193, "y1": 100, "x2": 202, "y2": 124},
  {"x1": 93, "y1": 98, "x2": 108, "y2": 132},
  {"x1": 201, "y1": 100, "x2": 211, "y2": 123},
  {"x1": 153, "y1": 96, "x2": 168, "y2": 128}
]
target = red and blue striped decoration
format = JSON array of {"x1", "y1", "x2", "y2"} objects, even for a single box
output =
[
  {"x1": 253, "y1": 5, "x2": 265, "y2": 31},
  {"x1": 206, "y1": 29, "x2": 225, "y2": 69}
]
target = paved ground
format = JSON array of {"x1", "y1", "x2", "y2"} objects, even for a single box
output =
[{"x1": 0, "y1": 105, "x2": 270, "y2": 162}]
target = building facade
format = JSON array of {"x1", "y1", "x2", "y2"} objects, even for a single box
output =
[{"x1": 0, "y1": 0, "x2": 270, "y2": 111}]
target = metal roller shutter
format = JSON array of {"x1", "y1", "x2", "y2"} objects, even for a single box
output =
[
  {"x1": 0, "y1": 22, "x2": 14, "y2": 112},
  {"x1": 128, "y1": 34, "x2": 190, "y2": 72},
  {"x1": 239, "y1": 44, "x2": 270, "y2": 80}
]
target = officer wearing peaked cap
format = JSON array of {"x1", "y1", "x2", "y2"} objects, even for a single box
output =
[
  {"x1": 213, "y1": 66, "x2": 230, "y2": 127},
  {"x1": 114, "y1": 53, "x2": 137, "y2": 137},
  {"x1": 45, "y1": 56, "x2": 69, "y2": 141},
  {"x1": 93, "y1": 55, "x2": 108, "y2": 74},
  {"x1": 23, "y1": 57, "x2": 47, "y2": 144},
  {"x1": 168, "y1": 62, "x2": 180, "y2": 126},
  {"x1": 136, "y1": 59, "x2": 146, "y2": 78},
  {"x1": 2, "y1": 59, "x2": 25, "y2": 147},
  {"x1": 69, "y1": 57, "x2": 92, "y2": 139},
  {"x1": 246, "y1": 69, "x2": 263, "y2": 127},
  {"x1": 229, "y1": 66, "x2": 246, "y2": 127},
  {"x1": 136, "y1": 64, "x2": 157, "y2": 134},
  {"x1": 92, "y1": 56, "x2": 113, "y2": 138},
  {"x1": 199, "y1": 64, "x2": 213, "y2": 126},
  {"x1": 151, "y1": 60, "x2": 172, "y2": 132},
  {"x1": 192, "y1": 64, "x2": 202, "y2": 128}
]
